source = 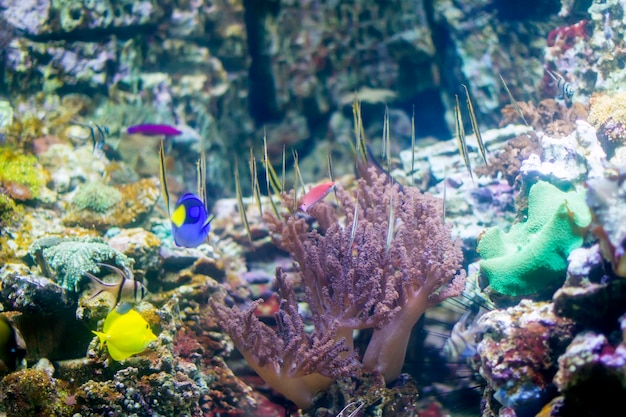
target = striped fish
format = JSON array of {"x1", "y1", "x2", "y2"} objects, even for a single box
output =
[
  {"x1": 84, "y1": 263, "x2": 147, "y2": 310},
  {"x1": 547, "y1": 70, "x2": 574, "y2": 100},
  {"x1": 443, "y1": 309, "x2": 483, "y2": 360}
]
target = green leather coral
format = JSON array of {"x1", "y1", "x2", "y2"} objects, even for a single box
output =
[{"x1": 477, "y1": 180, "x2": 591, "y2": 296}]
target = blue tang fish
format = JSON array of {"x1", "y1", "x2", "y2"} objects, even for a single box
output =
[
  {"x1": 159, "y1": 140, "x2": 214, "y2": 248},
  {"x1": 170, "y1": 193, "x2": 213, "y2": 247}
]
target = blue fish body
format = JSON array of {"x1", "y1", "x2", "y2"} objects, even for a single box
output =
[{"x1": 170, "y1": 193, "x2": 212, "y2": 247}]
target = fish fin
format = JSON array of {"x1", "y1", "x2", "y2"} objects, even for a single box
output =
[
  {"x1": 263, "y1": 131, "x2": 283, "y2": 195},
  {"x1": 292, "y1": 150, "x2": 306, "y2": 213},
  {"x1": 92, "y1": 330, "x2": 106, "y2": 349},
  {"x1": 97, "y1": 263, "x2": 131, "y2": 280},
  {"x1": 115, "y1": 302, "x2": 134, "y2": 315},
  {"x1": 262, "y1": 133, "x2": 281, "y2": 218},
  {"x1": 83, "y1": 271, "x2": 114, "y2": 300},
  {"x1": 159, "y1": 139, "x2": 171, "y2": 217},
  {"x1": 383, "y1": 105, "x2": 391, "y2": 173},
  {"x1": 327, "y1": 150, "x2": 339, "y2": 207},
  {"x1": 352, "y1": 94, "x2": 368, "y2": 165},
  {"x1": 105, "y1": 342, "x2": 133, "y2": 361},
  {"x1": 204, "y1": 214, "x2": 215, "y2": 232}
]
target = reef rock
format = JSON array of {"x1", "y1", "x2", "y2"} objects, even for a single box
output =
[{"x1": 475, "y1": 300, "x2": 576, "y2": 416}]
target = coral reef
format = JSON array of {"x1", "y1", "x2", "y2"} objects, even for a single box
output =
[
  {"x1": 0, "y1": 368, "x2": 72, "y2": 417},
  {"x1": 475, "y1": 300, "x2": 576, "y2": 416},
  {"x1": 71, "y1": 181, "x2": 122, "y2": 213},
  {"x1": 0, "y1": 146, "x2": 48, "y2": 201},
  {"x1": 478, "y1": 180, "x2": 591, "y2": 298},
  {"x1": 588, "y1": 91, "x2": 626, "y2": 160},
  {"x1": 63, "y1": 178, "x2": 160, "y2": 231},
  {"x1": 2, "y1": 0, "x2": 626, "y2": 415},
  {"x1": 107, "y1": 228, "x2": 163, "y2": 273},
  {"x1": 552, "y1": 324, "x2": 626, "y2": 416},
  {"x1": 212, "y1": 166, "x2": 465, "y2": 408}
]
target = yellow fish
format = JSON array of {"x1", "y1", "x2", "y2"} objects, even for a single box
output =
[{"x1": 92, "y1": 309, "x2": 157, "y2": 361}]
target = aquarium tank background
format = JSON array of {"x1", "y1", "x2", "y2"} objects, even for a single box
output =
[{"x1": 1, "y1": 0, "x2": 626, "y2": 416}]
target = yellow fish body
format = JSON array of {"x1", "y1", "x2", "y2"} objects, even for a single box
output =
[{"x1": 92, "y1": 309, "x2": 157, "y2": 361}]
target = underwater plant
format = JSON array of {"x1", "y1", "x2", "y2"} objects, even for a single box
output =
[{"x1": 211, "y1": 166, "x2": 466, "y2": 408}]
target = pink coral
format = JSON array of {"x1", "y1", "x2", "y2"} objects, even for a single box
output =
[{"x1": 211, "y1": 166, "x2": 465, "y2": 408}]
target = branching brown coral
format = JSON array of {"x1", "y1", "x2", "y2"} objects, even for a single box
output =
[
  {"x1": 475, "y1": 131, "x2": 542, "y2": 186},
  {"x1": 211, "y1": 166, "x2": 465, "y2": 408},
  {"x1": 499, "y1": 99, "x2": 587, "y2": 136}
]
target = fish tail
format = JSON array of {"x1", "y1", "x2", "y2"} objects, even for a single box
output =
[{"x1": 92, "y1": 330, "x2": 106, "y2": 349}]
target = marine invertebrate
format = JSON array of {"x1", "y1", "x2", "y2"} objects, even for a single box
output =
[
  {"x1": 0, "y1": 146, "x2": 47, "y2": 200},
  {"x1": 477, "y1": 180, "x2": 591, "y2": 297},
  {"x1": 71, "y1": 181, "x2": 122, "y2": 213},
  {"x1": 29, "y1": 236, "x2": 132, "y2": 292},
  {"x1": 212, "y1": 166, "x2": 465, "y2": 408}
]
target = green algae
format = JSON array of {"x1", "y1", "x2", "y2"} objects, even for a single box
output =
[{"x1": 0, "y1": 146, "x2": 46, "y2": 200}]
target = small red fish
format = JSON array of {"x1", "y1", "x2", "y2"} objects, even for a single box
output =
[
  {"x1": 299, "y1": 181, "x2": 335, "y2": 212},
  {"x1": 126, "y1": 124, "x2": 182, "y2": 136}
]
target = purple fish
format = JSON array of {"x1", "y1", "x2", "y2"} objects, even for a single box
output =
[{"x1": 126, "y1": 124, "x2": 182, "y2": 136}]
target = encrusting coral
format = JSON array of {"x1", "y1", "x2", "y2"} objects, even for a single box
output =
[
  {"x1": 211, "y1": 166, "x2": 466, "y2": 409},
  {"x1": 477, "y1": 180, "x2": 591, "y2": 298},
  {"x1": 29, "y1": 236, "x2": 133, "y2": 292}
]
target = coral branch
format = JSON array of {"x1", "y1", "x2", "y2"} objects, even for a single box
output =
[
  {"x1": 214, "y1": 165, "x2": 465, "y2": 409},
  {"x1": 209, "y1": 269, "x2": 357, "y2": 409},
  {"x1": 266, "y1": 167, "x2": 466, "y2": 382}
]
